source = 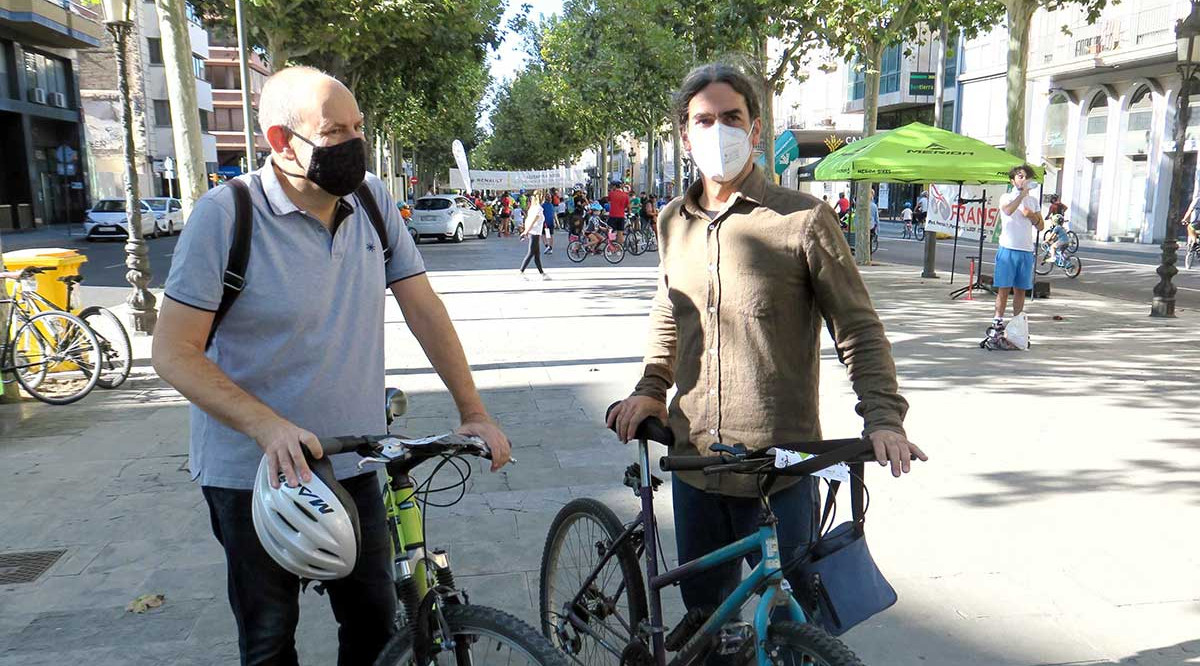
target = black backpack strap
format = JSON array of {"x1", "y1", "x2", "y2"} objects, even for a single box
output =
[
  {"x1": 353, "y1": 183, "x2": 391, "y2": 263},
  {"x1": 206, "y1": 178, "x2": 253, "y2": 350}
]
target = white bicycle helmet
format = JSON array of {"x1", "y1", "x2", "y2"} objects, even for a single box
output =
[{"x1": 251, "y1": 454, "x2": 361, "y2": 580}]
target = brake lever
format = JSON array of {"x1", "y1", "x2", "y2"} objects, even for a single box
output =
[
  {"x1": 708, "y1": 442, "x2": 748, "y2": 456},
  {"x1": 355, "y1": 456, "x2": 393, "y2": 471}
]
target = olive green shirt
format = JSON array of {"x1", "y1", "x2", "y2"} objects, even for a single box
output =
[{"x1": 633, "y1": 168, "x2": 908, "y2": 497}]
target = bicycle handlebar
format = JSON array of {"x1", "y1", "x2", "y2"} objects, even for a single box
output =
[
  {"x1": 605, "y1": 401, "x2": 675, "y2": 446},
  {"x1": 313, "y1": 432, "x2": 493, "y2": 461}
]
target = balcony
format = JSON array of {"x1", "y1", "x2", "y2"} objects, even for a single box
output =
[
  {"x1": 1031, "y1": 0, "x2": 1188, "y2": 73},
  {"x1": 0, "y1": 0, "x2": 104, "y2": 48}
]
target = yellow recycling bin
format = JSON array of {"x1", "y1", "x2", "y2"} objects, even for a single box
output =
[{"x1": 2, "y1": 248, "x2": 88, "y2": 310}]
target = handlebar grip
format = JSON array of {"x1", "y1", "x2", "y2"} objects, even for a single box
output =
[
  {"x1": 659, "y1": 456, "x2": 715, "y2": 471},
  {"x1": 605, "y1": 401, "x2": 676, "y2": 446},
  {"x1": 316, "y1": 435, "x2": 370, "y2": 457}
]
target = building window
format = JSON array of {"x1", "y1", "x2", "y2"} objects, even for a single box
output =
[
  {"x1": 199, "y1": 109, "x2": 209, "y2": 132},
  {"x1": 1086, "y1": 94, "x2": 1108, "y2": 134},
  {"x1": 185, "y1": 2, "x2": 202, "y2": 26},
  {"x1": 148, "y1": 38, "x2": 163, "y2": 65},
  {"x1": 213, "y1": 107, "x2": 245, "y2": 132},
  {"x1": 22, "y1": 50, "x2": 70, "y2": 103},
  {"x1": 847, "y1": 65, "x2": 865, "y2": 101},
  {"x1": 154, "y1": 100, "x2": 172, "y2": 127},
  {"x1": 943, "y1": 42, "x2": 957, "y2": 88},
  {"x1": 0, "y1": 45, "x2": 10, "y2": 100},
  {"x1": 879, "y1": 44, "x2": 901, "y2": 95},
  {"x1": 192, "y1": 54, "x2": 206, "y2": 80}
]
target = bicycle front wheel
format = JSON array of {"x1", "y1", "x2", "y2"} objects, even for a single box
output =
[
  {"x1": 750, "y1": 621, "x2": 864, "y2": 666},
  {"x1": 603, "y1": 242, "x2": 624, "y2": 264},
  {"x1": 626, "y1": 230, "x2": 646, "y2": 256},
  {"x1": 1067, "y1": 231, "x2": 1079, "y2": 254},
  {"x1": 5, "y1": 320, "x2": 48, "y2": 389},
  {"x1": 13, "y1": 311, "x2": 101, "y2": 405},
  {"x1": 539, "y1": 498, "x2": 647, "y2": 666},
  {"x1": 78, "y1": 306, "x2": 132, "y2": 389},
  {"x1": 374, "y1": 604, "x2": 568, "y2": 666},
  {"x1": 914, "y1": 224, "x2": 925, "y2": 241},
  {"x1": 1064, "y1": 255, "x2": 1082, "y2": 279},
  {"x1": 566, "y1": 240, "x2": 587, "y2": 263},
  {"x1": 1034, "y1": 245, "x2": 1054, "y2": 276}
]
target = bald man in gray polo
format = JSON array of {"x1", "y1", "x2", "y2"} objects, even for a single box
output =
[{"x1": 153, "y1": 66, "x2": 510, "y2": 664}]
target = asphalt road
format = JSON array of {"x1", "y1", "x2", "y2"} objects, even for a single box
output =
[{"x1": 5, "y1": 219, "x2": 1199, "y2": 313}]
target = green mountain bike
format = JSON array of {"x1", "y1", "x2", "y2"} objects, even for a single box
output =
[{"x1": 314, "y1": 391, "x2": 568, "y2": 666}]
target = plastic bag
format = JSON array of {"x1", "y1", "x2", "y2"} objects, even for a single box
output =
[{"x1": 1005, "y1": 313, "x2": 1030, "y2": 350}]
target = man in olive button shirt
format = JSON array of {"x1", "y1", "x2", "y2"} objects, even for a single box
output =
[{"x1": 607, "y1": 62, "x2": 926, "y2": 616}]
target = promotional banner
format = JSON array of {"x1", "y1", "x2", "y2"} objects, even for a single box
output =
[
  {"x1": 451, "y1": 140, "x2": 472, "y2": 193},
  {"x1": 924, "y1": 182, "x2": 1013, "y2": 243},
  {"x1": 448, "y1": 168, "x2": 588, "y2": 192}
]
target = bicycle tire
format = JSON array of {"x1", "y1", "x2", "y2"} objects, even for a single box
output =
[
  {"x1": 646, "y1": 231, "x2": 658, "y2": 252},
  {"x1": 1034, "y1": 245, "x2": 1054, "y2": 276},
  {"x1": 1065, "y1": 255, "x2": 1082, "y2": 279},
  {"x1": 603, "y1": 242, "x2": 624, "y2": 264},
  {"x1": 13, "y1": 311, "x2": 101, "y2": 405},
  {"x1": 4, "y1": 321, "x2": 48, "y2": 389},
  {"x1": 566, "y1": 241, "x2": 587, "y2": 263},
  {"x1": 752, "y1": 621, "x2": 864, "y2": 666},
  {"x1": 1186, "y1": 245, "x2": 1196, "y2": 270},
  {"x1": 914, "y1": 224, "x2": 924, "y2": 241},
  {"x1": 78, "y1": 305, "x2": 132, "y2": 389},
  {"x1": 1067, "y1": 231, "x2": 1079, "y2": 254},
  {"x1": 870, "y1": 232, "x2": 879, "y2": 254},
  {"x1": 539, "y1": 498, "x2": 647, "y2": 666},
  {"x1": 374, "y1": 603, "x2": 568, "y2": 666},
  {"x1": 626, "y1": 230, "x2": 646, "y2": 256}
]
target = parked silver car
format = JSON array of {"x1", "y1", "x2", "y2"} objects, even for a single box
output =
[
  {"x1": 83, "y1": 199, "x2": 158, "y2": 240},
  {"x1": 409, "y1": 195, "x2": 488, "y2": 243}
]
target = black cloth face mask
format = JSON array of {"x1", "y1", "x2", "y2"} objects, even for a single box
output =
[{"x1": 281, "y1": 131, "x2": 367, "y2": 197}]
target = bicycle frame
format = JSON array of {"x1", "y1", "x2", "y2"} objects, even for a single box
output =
[
  {"x1": 561, "y1": 440, "x2": 805, "y2": 666},
  {"x1": 383, "y1": 467, "x2": 433, "y2": 603}
]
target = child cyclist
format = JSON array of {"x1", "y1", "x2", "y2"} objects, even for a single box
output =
[
  {"x1": 900, "y1": 201, "x2": 914, "y2": 238},
  {"x1": 1045, "y1": 213, "x2": 1071, "y2": 263},
  {"x1": 583, "y1": 203, "x2": 608, "y2": 252}
]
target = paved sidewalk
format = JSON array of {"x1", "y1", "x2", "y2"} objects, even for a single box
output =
[{"x1": 1, "y1": 238, "x2": 1198, "y2": 665}]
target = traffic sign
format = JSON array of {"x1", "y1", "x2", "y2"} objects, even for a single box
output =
[{"x1": 410, "y1": 177, "x2": 418, "y2": 185}]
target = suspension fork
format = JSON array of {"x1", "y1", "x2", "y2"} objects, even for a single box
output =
[{"x1": 637, "y1": 438, "x2": 667, "y2": 666}]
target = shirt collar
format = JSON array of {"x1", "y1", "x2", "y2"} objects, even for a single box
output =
[
  {"x1": 258, "y1": 159, "x2": 357, "y2": 219},
  {"x1": 681, "y1": 165, "x2": 769, "y2": 219}
]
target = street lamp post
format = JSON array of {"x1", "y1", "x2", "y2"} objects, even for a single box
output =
[
  {"x1": 1153, "y1": 3, "x2": 1200, "y2": 318},
  {"x1": 102, "y1": 0, "x2": 157, "y2": 334}
]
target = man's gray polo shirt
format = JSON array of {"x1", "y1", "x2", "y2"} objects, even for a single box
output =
[{"x1": 165, "y1": 164, "x2": 425, "y2": 490}]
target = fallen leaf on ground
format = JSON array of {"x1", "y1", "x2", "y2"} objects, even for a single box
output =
[
  {"x1": 127, "y1": 593, "x2": 166, "y2": 613},
  {"x1": 1052, "y1": 315, "x2": 1065, "y2": 321}
]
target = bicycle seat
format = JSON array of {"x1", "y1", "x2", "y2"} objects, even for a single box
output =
[{"x1": 58, "y1": 275, "x2": 84, "y2": 285}]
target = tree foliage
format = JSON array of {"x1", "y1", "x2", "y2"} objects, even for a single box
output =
[{"x1": 486, "y1": 67, "x2": 586, "y2": 169}]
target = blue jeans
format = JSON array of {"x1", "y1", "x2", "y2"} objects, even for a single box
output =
[
  {"x1": 671, "y1": 475, "x2": 819, "y2": 613},
  {"x1": 203, "y1": 473, "x2": 396, "y2": 665}
]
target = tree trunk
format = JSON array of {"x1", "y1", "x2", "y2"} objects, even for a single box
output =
[
  {"x1": 155, "y1": 0, "x2": 207, "y2": 218},
  {"x1": 933, "y1": 6, "x2": 949, "y2": 129},
  {"x1": 672, "y1": 119, "x2": 683, "y2": 197},
  {"x1": 855, "y1": 40, "x2": 885, "y2": 266},
  {"x1": 266, "y1": 33, "x2": 290, "y2": 72},
  {"x1": 599, "y1": 139, "x2": 609, "y2": 195},
  {"x1": 757, "y1": 34, "x2": 776, "y2": 182},
  {"x1": 1004, "y1": 0, "x2": 1036, "y2": 157},
  {"x1": 646, "y1": 126, "x2": 655, "y2": 194}
]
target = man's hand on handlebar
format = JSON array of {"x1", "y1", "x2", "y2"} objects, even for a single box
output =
[
  {"x1": 456, "y1": 414, "x2": 511, "y2": 472},
  {"x1": 250, "y1": 417, "x2": 324, "y2": 488},
  {"x1": 868, "y1": 430, "x2": 927, "y2": 478},
  {"x1": 606, "y1": 395, "x2": 668, "y2": 444}
]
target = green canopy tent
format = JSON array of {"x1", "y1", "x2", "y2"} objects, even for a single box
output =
[{"x1": 797, "y1": 122, "x2": 1042, "y2": 295}]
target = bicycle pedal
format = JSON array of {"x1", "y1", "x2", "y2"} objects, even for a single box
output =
[{"x1": 716, "y1": 621, "x2": 754, "y2": 656}]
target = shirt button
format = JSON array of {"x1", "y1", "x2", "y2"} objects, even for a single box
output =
[
  {"x1": 708, "y1": 347, "x2": 717, "y2": 355},
  {"x1": 709, "y1": 428, "x2": 717, "y2": 435},
  {"x1": 708, "y1": 306, "x2": 716, "y2": 314},
  {"x1": 710, "y1": 388, "x2": 717, "y2": 395},
  {"x1": 708, "y1": 223, "x2": 716, "y2": 231},
  {"x1": 708, "y1": 264, "x2": 716, "y2": 272}
]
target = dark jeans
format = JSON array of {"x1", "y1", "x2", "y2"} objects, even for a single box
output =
[
  {"x1": 203, "y1": 473, "x2": 396, "y2": 666},
  {"x1": 520, "y1": 235, "x2": 544, "y2": 273},
  {"x1": 671, "y1": 475, "x2": 818, "y2": 613}
]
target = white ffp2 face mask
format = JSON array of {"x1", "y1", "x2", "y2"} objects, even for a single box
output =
[{"x1": 689, "y1": 122, "x2": 753, "y2": 183}]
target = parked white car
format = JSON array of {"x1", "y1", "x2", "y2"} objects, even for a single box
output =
[
  {"x1": 83, "y1": 198, "x2": 180, "y2": 240},
  {"x1": 409, "y1": 195, "x2": 488, "y2": 243},
  {"x1": 143, "y1": 197, "x2": 184, "y2": 236}
]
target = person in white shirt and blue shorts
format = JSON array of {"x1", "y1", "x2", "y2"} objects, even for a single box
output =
[{"x1": 993, "y1": 164, "x2": 1043, "y2": 331}]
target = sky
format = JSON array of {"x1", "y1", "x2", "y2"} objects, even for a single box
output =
[{"x1": 481, "y1": 0, "x2": 564, "y2": 129}]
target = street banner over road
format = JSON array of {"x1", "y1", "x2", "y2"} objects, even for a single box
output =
[{"x1": 448, "y1": 168, "x2": 588, "y2": 192}]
